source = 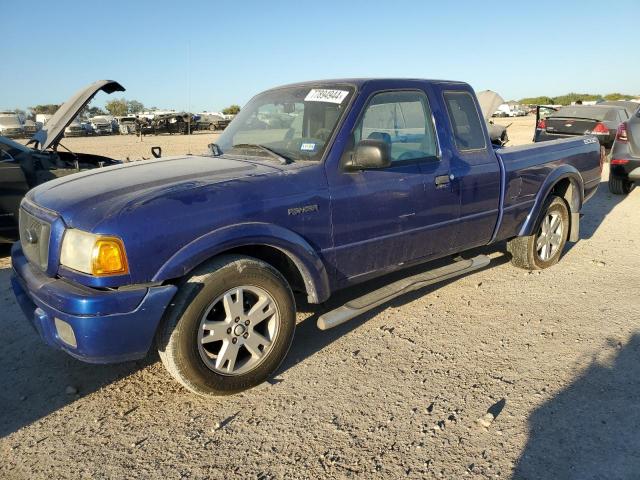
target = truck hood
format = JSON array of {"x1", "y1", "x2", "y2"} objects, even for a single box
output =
[
  {"x1": 28, "y1": 155, "x2": 282, "y2": 230},
  {"x1": 30, "y1": 80, "x2": 125, "y2": 151}
]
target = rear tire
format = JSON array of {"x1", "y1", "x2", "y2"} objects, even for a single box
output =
[
  {"x1": 507, "y1": 195, "x2": 569, "y2": 270},
  {"x1": 608, "y1": 174, "x2": 631, "y2": 195},
  {"x1": 157, "y1": 255, "x2": 296, "y2": 396}
]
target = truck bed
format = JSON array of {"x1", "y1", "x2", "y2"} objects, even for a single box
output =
[{"x1": 493, "y1": 136, "x2": 601, "y2": 242}]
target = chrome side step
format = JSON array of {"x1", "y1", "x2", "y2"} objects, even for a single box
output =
[{"x1": 317, "y1": 255, "x2": 490, "y2": 330}]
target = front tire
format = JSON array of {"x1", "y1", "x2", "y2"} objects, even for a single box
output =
[
  {"x1": 157, "y1": 255, "x2": 296, "y2": 396},
  {"x1": 507, "y1": 195, "x2": 570, "y2": 270},
  {"x1": 608, "y1": 174, "x2": 632, "y2": 195}
]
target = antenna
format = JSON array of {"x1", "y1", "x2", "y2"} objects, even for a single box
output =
[{"x1": 187, "y1": 40, "x2": 192, "y2": 155}]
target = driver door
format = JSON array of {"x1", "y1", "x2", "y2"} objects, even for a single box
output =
[{"x1": 328, "y1": 86, "x2": 459, "y2": 283}]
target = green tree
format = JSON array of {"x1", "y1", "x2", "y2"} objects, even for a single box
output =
[
  {"x1": 30, "y1": 104, "x2": 60, "y2": 115},
  {"x1": 105, "y1": 98, "x2": 128, "y2": 116},
  {"x1": 82, "y1": 104, "x2": 107, "y2": 117},
  {"x1": 222, "y1": 104, "x2": 241, "y2": 115},
  {"x1": 519, "y1": 96, "x2": 554, "y2": 105},
  {"x1": 603, "y1": 93, "x2": 635, "y2": 101},
  {"x1": 127, "y1": 100, "x2": 145, "y2": 114},
  {"x1": 552, "y1": 93, "x2": 602, "y2": 105}
]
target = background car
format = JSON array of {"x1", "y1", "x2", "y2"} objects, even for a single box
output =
[
  {"x1": 599, "y1": 100, "x2": 640, "y2": 118},
  {"x1": 21, "y1": 119, "x2": 39, "y2": 137},
  {"x1": 89, "y1": 115, "x2": 113, "y2": 135},
  {"x1": 0, "y1": 112, "x2": 24, "y2": 138},
  {"x1": 534, "y1": 104, "x2": 630, "y2": 156},
  {"x1": 608, "y1": 111, "x2": 640, "y2": 194},
  {"x1": 63, "y1": 118, "x2": 86, "y2": 137}
]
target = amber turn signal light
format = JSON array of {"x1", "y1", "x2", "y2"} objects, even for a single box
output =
[{"x1": 91, "y1": 237, "x2": 129, "y2": 276}]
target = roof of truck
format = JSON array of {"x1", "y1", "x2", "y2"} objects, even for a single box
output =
[{"x1": 269, "y1": 78, "x2": 468, "y2": 90}]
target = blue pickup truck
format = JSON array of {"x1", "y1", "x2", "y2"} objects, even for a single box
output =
[{"x1": 11, "y1": 78, "x2": 602, "y2": 395}]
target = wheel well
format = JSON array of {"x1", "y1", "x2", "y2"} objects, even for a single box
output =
[
  {"x1": 222, "y1": 245, "x2": 307, "y2": 295},
  {"x1": 550, "y1": 177, "x2": 581, "y2": 241},
  {"x1": 551, "y1": 178, "x2": 579, "y2": 212}
]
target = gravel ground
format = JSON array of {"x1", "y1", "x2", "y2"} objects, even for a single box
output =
[{"x1": 1, "y1": 119, "x2": 639, "y2": 479}]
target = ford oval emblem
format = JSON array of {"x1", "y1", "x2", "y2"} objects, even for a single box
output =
[{"x1": 25, "y1": 228, "x2": 38, "y2": 244}]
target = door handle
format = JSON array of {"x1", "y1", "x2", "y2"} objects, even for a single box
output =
[{"x1": 434, "y1": 174, "x2": 450, "y2": 187}]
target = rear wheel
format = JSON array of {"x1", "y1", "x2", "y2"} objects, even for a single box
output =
[
  {"x1": 507, "y1": 195, "x2": 569, "y2": 270},
  {"x1": 608, "y1": 174, "x2": 632, "y2": 195},
  {"x1": 157, "y1": 255, "x2": 296, "y2": 396}
]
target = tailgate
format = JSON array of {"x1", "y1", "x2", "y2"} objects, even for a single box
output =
[{"x1": 545, "y1": 117, "x2": 597, "y2": 135}]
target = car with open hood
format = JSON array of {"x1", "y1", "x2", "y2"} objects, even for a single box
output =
[
  {"x1": 477, "y1": 90, "x2": 509, "y2": 146},
  {"x1": 0, "y1": 80, "x2": 124, "y2": 242}
]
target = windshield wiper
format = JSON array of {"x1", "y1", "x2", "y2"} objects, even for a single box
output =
[{"x1": 230, "y1": 143, "x2": 293, "y2": 165}]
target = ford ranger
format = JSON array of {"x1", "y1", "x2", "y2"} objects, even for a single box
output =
[{"x1": 11, "y1": 78, "x2": 602, "y2": 395}]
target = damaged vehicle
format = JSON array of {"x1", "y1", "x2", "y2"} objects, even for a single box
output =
[
  {"x1": 0, "y1": 80, "x2": 124, "y2": 242},
  {"x1": 64, "y1": 118, "x2": 87, "y2": 137},
  {"x1": 90, "y1": 115, "x2": 114, "y2": 135},
  {"x1": 117, "y1": 116, "x2": 139, "y2": 135},
  {"x1": 143, "y1": 112, "x2": 192, "y2": 135},
  {"x1": 196, "y1": 112, "x2": 230, "y2": 131}
]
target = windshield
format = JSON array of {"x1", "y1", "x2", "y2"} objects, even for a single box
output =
[
  {"x1": 0, "y1": 115, "x2": 20, "y2": 126},
  {"x1": 215, "y1": 84, "x2": 355, "y2": 162}
]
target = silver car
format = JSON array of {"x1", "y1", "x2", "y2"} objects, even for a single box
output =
[{"x1": 0, "y1": 113, "x2": 25, "y2": 138}]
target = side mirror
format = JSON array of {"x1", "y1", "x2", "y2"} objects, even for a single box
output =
[{"x1": 345, "y1": 139, "x2": 391, "y2": 171}]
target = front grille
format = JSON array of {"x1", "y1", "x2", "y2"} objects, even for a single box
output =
[{"x1": 19, "y1": 208, "x2": 51, "y2": 270}]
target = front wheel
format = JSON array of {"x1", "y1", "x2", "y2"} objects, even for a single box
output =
[
  {"x1": 157, "y1": 255, "x2": 296, "y2": 396},
  {"x1": 507, "y1": 195, "x2": 570, "y2": 270}
]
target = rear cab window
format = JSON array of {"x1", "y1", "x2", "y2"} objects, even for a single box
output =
[{"x1": 443, "y1": 91, "x2": 487, "y2": 151}]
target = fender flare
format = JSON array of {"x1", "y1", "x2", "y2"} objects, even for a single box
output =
[
  {"x1": 153, "y1": 222, "x2": 330, "y2": 303},
  {"x1": 519, "y1": 166, "x2": 584, "y2": 238}
]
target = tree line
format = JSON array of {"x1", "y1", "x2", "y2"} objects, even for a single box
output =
[
  {"x1": 519, "y1": 92, "x2": 638, "y2": 106},
  {"x1": 25, "y1": 101, "x2": 241, "y2": 118}
]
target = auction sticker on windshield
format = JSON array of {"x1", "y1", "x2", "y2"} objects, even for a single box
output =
[{"x1": 305, "y1": 89, "x2": 349, "y2": 104}]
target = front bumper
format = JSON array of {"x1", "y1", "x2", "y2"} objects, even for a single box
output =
[
  {"x1": 64, "y1": 130, "x2": 86, "y2": 137},
  {"x1": 10, "y1": 243, "x2": 177, "y2": 363},
  {"x1": 1, "y1": 129, "x2": 24, "y2": 138}
]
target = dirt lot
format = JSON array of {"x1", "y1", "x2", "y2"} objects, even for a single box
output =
[
  {"x1": 17, "y1": 130, "x2": 222, "y2": 162},
  {"x1": 2, "y1": 118, "x2": 639, "y2": 479}
]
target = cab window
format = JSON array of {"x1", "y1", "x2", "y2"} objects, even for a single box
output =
[
  {"x1": 444, "y1": 91, "x2": 487, "y2": 151},
  {"x1": 354, "y1": 91, "x2": 438, "y2": 163}
]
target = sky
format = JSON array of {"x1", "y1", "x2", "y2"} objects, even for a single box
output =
[{"x1": 1, "y1": 0, "x2": 639, "y2": 113}]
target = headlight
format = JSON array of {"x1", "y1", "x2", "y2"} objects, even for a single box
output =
[{"x1": 60, "y1": 229, "x2": 129, "y2": 276}]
